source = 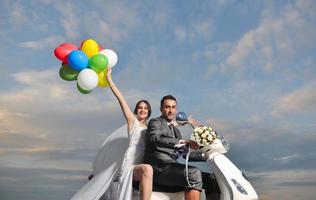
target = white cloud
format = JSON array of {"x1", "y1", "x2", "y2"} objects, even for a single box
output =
[
  {"x1": 103, "y1": 1, "x2": 141, "y2": 30},
  {"x1": 55, "y1": 2, "x2": 80, "y2": 39},
  {"x1": 276, "y1": 81, "x2": 316, "y2": 113},
  {"x1": 215, "y1": 0, "x2": 235, "y2": 8},
  {"x1": 194, "y1": 18, "x2": 214, "y2": 40},
  {"x1": 55, "y1": 0, "x2": 143, "y2": 46},
  {"x1": 0, "y1": 68, "x2": 158, "y2": 170},
  {"x1": 205, "y1": 42, "x2": 232, "y2": 60},
  {"x1": 204, "y1": 64, "x2": 219, "y2": 79},
  {"x1": 273, "y1": 154, "x2": 299, "y2": 164},
  {"x1": 202, "y1": 42, "x2": 232, "y2": 78},
  {"x1": 9, "y1": 1, "x2": 29, "y2": 26},
  {"x1": 174, "y1": 25, "x2": 187, "y2": 42},
  {"x1": 3, "y1": 1, "x2": 55, "y2": 33},
  {"x1": 2, "y1": 0, "x2": 146, "y2": 49},
  {"x1": 0, "y1": 108, "x2": 41, "y2": 138},
  {"x1": 2, "y1": 67, "x2": 161, "y2": 126},
  {"x1": 253, "y1": 169, "x2": 316, "y2": 200},
  {"x1": 204, "y1": 117, "x2": 234, "y2": 132},
  {"x1": 225, "y1": 1, "x2": 316, "y2": 70},
  {"x1": 226, "y1": 30, "x2": 256, "y2": 68},
  {"x1": 152, "y1": 12, "x2": 168, "y2": 28},
  {"x1": 20, "y1": 35, "x2": 65, "y2": 50},
  {"x1": 0, "y1": 69, "x2": 109, "y2": 146},
  {"x1": 174, "y1": 17, "x2": 214, "y2": 44},
  {"x1": 2, "y1": 70, "x2": 116, "y2": 113}
]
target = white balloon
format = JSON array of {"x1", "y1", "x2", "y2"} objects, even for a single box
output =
[
  {"x1": 77, "y1": 68, "x2": 98, "y2": 91},
  {"x1": 99, "y1": 49, "x2": 118, "y2": 68}
]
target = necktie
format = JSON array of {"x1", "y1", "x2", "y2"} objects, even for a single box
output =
[{"x1": 168, "y1": 123, "x2": 176, "y2": 138}]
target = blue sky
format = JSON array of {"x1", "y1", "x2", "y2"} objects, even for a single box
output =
[{"x1": 0, "y1": 0, "x2": 316, "y2": 199}]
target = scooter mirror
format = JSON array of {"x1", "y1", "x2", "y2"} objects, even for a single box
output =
[{"x1": 176, "y1": 112, "x2": 188, "y2": 122}]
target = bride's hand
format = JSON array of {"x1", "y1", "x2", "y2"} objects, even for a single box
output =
[{"x1": 188, "y1": 116, "x2": 201, "y2": 127}]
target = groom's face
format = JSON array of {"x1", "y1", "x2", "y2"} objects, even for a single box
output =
[{"x1": 160, "y1": 99, "x2": 177, "y2": 122}]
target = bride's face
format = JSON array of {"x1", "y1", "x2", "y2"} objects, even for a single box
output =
[{"x1": 136, "y1": 102, "x2": 149, "y2": 121}]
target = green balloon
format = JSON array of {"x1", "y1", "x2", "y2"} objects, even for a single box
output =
[
  {"x1": 59, "y1": 64, "x2": 79, "y2": 81},
  {"x1": 77, "y1": 83, "x2": 92, "y2": 94},
  {"x1": 88, "y1": 54, "x2": 108, "y2": 73}
]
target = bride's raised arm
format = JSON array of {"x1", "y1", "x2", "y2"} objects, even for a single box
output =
[{"x1": 106, "y1": 68, "x2": 135, "y2": 132}]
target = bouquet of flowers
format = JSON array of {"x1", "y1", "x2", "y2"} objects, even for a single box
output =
[{"x1": 191, "y1": 125, "x2": 217, "y2": 147}]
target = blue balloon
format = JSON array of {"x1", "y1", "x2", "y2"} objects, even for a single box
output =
[
  {"x1": 176, "y1": 112, "x2": 188, "y2": 121},
  {"x1": 68, "y1": 50, "x2": 88, "y2": 71}
]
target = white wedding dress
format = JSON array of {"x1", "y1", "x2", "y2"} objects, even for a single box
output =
[{"x1": 71, "y1": 116, "x2": 146, "y2": 200}]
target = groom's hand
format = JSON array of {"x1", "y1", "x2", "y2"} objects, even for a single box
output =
[
  {"x1": 188, "y1": 140, "x2": 199, "y2": 150},
  {"x1": 179, "y1": 140, "x2": 199, "y2": 150}
]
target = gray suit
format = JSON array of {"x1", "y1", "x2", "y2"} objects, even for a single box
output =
[{"x1": 144, "y1": 116, "x2": 205, "y2": 191}]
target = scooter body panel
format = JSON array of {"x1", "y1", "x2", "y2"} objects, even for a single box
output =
[{"x1": 208, "y1": 154, "x2": 258, "y2": 200}]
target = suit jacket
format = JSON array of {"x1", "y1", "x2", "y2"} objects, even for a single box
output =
[{"x1": 144, "y1": 116, "x2": 205, "y2": 171}]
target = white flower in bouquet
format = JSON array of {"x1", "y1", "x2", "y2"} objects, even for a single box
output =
[
  {"x1": 197, "y1": 127, "x2": 203, "y2": 133},
  {"x1": 192, "y1": 125, "x2": 217, "y2": 147},
  {"x1": 207, "y1": 135, "x2": 213, "y2": 141}
]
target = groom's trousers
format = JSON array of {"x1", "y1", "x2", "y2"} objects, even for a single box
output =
[
  {"x1": 149, "y1": 162, "x2": 220, "y2": 195},
  {"x1": 152, "y1": 162, "x2": 203, "y2": 192}
]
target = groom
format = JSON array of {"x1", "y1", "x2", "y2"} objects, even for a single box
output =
[{"x1": 145, "y1": 95, "x2": 219, "y2": 200}]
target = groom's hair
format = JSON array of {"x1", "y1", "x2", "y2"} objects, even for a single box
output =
[{"x1": 160, "y1": 95, "x2": 177, "y2": 108}]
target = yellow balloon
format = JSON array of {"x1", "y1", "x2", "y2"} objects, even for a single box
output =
[
  {"x1": 98, "y1": 70, "x2": 111, "y2": 87},
  {"x1": 82, "y1": 39, "x2": 99, "y2": 58}
]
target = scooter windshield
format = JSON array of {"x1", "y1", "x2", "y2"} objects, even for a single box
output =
[{"x1": 218, "y1": 135, "x2": 230, "y2": 151}]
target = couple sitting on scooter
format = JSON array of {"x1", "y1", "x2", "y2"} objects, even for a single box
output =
[{"x1": 90, "y1": 68, "x2": 220, "y2": 200}]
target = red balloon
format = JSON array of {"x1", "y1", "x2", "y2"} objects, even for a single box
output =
[
  {"x1": 99, "y1": 45, "x2": 104, "y2": 51},
  {"x1": 54, "y1": 43, "x2": 78, "y2": 63}
]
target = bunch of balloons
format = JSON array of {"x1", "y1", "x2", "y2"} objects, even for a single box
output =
[{"x1": 54, "y1": 39, "x2": 118, "y2": 94}]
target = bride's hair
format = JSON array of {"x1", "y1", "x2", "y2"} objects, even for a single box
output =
[{"x1": 133, "y1": 100, "x2": 152, "y2": 119}]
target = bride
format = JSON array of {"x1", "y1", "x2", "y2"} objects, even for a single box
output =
[
  {"x1": 71, "y1": 67, "x2": 153, "y2": 200},
  {"x1": 104, "y1": 67, "x2": 153, "y2": 200}
]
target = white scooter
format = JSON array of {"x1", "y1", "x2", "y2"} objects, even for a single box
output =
[
  {"x1": 156, "y1": 112, "x2": 258, "y2": 200},
  {"x1": 72, "y1": 113, "x2": 258, "y2": 200}
]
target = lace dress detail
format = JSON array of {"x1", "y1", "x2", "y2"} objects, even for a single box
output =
[{"x1": 119, "y1": 116, "x2": 146, "y2": 180}]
